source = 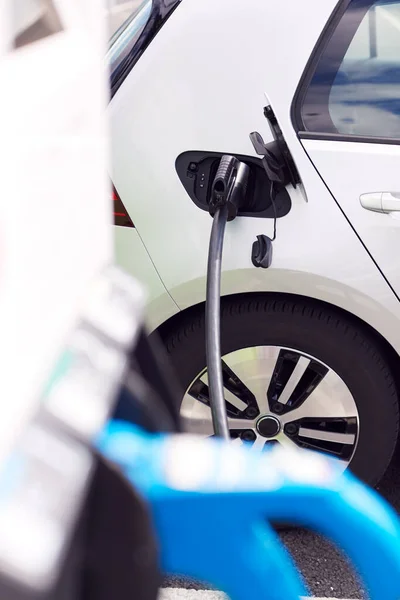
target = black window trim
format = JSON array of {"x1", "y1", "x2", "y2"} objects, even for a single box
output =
[
  {"x1": 298, "y1": 131, "x2": 400, "y2": 145},
  {"x1": 109, "y1": 0, "x2": 180, "y2": 100},
  {"x1": 291, "y1": 0, "x2": 400, "y2": 145}
]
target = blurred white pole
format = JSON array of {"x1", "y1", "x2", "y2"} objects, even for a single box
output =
[{"x1": 0, "y1": 0, "x2": 111, "y2": 464}]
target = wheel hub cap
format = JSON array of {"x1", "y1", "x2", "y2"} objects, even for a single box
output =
[
  {"x1": 182, "y1": 345, "x2": 359, "y2": 474},
  {"x1": 256, "y1": 415, "x2": 280, "y2": 438}
]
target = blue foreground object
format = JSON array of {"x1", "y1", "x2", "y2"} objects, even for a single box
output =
[{"x1": 97, "y1": 421, "x2": 400, "y2": 600}]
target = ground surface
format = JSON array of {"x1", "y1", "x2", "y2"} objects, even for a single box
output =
[{"x1": 163, "y1": 450, "x2": 400, "y2": 599}]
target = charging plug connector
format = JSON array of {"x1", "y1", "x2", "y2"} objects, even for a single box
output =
[{"x1": 209, "y1": 155, "x2": 250, "y2": 221}]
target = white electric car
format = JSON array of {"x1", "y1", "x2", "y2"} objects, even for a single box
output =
[{"x1": 109, "y1": 0, "x2": 400, "y2": 486}]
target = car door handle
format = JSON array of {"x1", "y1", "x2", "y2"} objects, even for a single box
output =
[{"x1": 360, "y1": 192, "x2": 400, "y2": 214}]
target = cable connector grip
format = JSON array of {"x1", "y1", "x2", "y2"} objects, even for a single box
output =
[{"x1": 209, "y1": 155, "x2": 249, "y2": 221}]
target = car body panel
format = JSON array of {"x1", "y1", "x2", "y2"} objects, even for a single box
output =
[
  {"x1": 110, "y1": 0, "x2": 400, "y2": 357},
  {"x1": 115, "y1": 226, "x2": 179, "y2": 329},
  {"x1": 302, "y1": 138, "x2": 400, "y2": 299}
]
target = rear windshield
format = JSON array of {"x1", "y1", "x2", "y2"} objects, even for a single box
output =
[
  {"x1": 107, "y1": 0, "x2": 153, "y2": 69},
  {"x1": 107, "y1": 0, "x2": 180, "y2": 99}
]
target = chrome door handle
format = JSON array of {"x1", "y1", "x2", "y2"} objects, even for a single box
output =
[{"x1": 360, "y1": 192, "x2": 400, "y2": 213}]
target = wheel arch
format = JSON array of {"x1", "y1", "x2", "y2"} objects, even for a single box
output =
[{"x1": 155, "y1": 291, "x2": 400, "y2": 405}]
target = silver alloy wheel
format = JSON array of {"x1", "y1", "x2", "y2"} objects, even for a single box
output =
[{"x1": 181, "y1": 346, "x2": 359, "y2": 471}]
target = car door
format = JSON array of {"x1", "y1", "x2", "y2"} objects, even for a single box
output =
[{"x1": 293, "y1": 0, "x2": 400, "y2": 298}]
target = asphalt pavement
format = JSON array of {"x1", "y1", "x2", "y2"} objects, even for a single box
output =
[{"x1": 163, "y1": 449, "x2": 400, "y2": 598}]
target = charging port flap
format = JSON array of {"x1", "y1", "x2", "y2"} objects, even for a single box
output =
[{"x1": 175, "y1": 150, "x2": 291, "y2": 220}]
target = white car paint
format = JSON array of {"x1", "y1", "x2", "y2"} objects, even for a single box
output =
[
  {"x1": 302, "y1": 138, "x2": 400, "y2": 298},
  {"x1": 110, "y1": 0, "x2": 400, "y2": 361},
  {"x1": 115, "y1": 226, "x2": 178, "y2": 329}
]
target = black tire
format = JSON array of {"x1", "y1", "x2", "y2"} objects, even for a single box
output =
[{"x1": 163, "y1": 295, "x2": 399, "y2": 486}]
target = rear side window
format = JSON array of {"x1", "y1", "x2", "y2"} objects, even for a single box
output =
[
  {"x1": 297, "y1": 0, "x2": 400, "y2": 140},
  {"x1": 108, "y1": 0, "x2": 150, "y2": 41},
  {"x1": 107, "y1": 0, "x2": 181, "y2": 99},
  {"x1": 107, "y1": 1, "x2": 153, "y2": 76}
]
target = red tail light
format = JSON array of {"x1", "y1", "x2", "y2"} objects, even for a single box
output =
[{"x1": 113, "y1": 186, "x2": 134, "y2": 228}]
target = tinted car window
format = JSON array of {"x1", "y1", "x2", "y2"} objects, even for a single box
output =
[
  {"x1": 108, "y1": 0, "x2": 149, "y2": 40},
  {"x1": 108, "y1": 1, "x2": 152, "y2": 67},
  {"x1": 107, "y1": 0, "x2": 180, "y2": 98},
  {"x1": 299, "y1": 0, "x2": 400, "y2": 139}
]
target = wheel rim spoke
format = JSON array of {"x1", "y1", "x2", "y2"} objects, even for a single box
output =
[
  {"x1": 181, "y1": 414, "x2": 215, "y2": 436},
  {"x1": 231, "y1": 437, "x2": 244, "y2": 448},
  {"x1": 298, "y1": 427, "x2": 356, "y2": 445},
  {"x1": 276, "y1": 433, "x2": 299, "y2": 450},
  {"x1": 250, "y1": 435, "x2": 266, "y2": 452},
  {"x1": 280, "y1": 369, "x2": 357, "y2": 424},
  {"x1": 222, "y1": 347, "x2": 281, "y2": 414},
  {"x1": 180, "y1": 401, "x2": 214, "y2": 436},
  {"x1": 227, "y1": 418, "x2": 256, "y2": 430},
  {"x1": 182, "y1": 345, "x2": 359, "y2": 468},
  {"x1": 200, "y1": 373, "x2": 248, "y2": 412},
  {"x1": 275, "y1": 356, "x2": 311, "y2": 405}
]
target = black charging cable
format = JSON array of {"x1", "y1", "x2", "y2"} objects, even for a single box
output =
[
  {"x1": 206, "y1": 203, "x2": 230, "y2": 439},
  {"x1": 206, "y1": 156, "x2": 249, "y2": 439},
  {"x1": 269, "y1": 181, "x2": 277, "y2": 241}
]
